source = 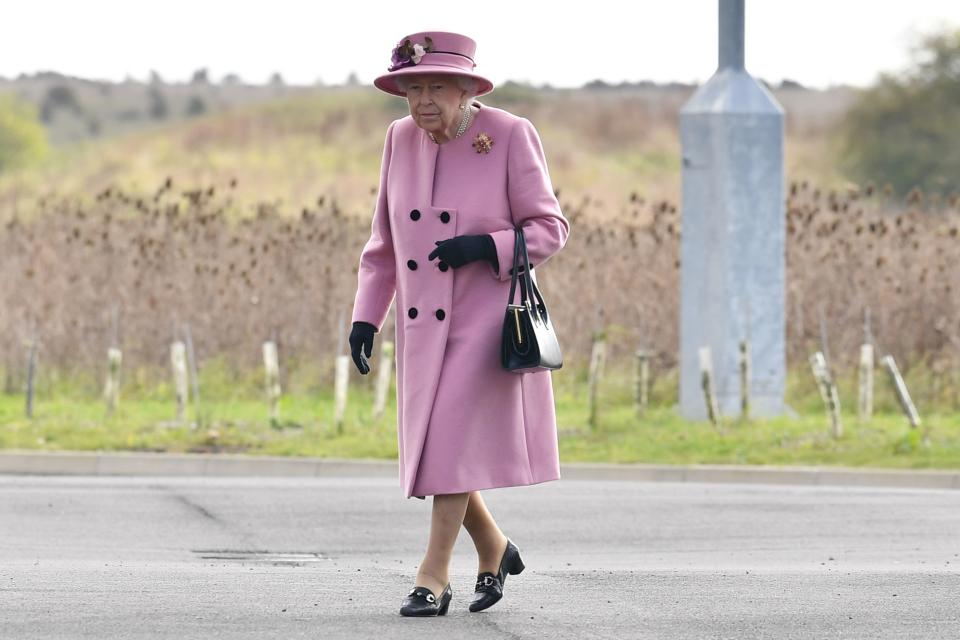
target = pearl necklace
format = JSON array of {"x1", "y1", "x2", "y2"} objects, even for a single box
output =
[{"x1": 428, "y1": 102, "x2": 473, "y2": 144}]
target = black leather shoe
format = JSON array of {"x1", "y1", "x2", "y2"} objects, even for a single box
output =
[
  {"x1": 399, "y1": 583, "x2": 452, "y2": 617},
  {"x1": 469, "y1": 538, "x2": 525, "y2": 612}
]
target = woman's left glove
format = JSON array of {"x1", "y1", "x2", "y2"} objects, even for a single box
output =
[{"x1": 427, "y1": 234, "x2": 498, "y2": 270}]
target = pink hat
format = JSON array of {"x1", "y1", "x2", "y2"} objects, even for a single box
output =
[{"x1": 373, "y1": 31, "x2": 495, "y2": 98}]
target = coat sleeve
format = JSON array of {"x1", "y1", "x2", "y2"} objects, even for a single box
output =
[
  {"x1": 487, "y1": 117, "x2": 571, "y2": 281},
  {"x1": 351, "y1": 121, "x2": 397, "y2": 332}
]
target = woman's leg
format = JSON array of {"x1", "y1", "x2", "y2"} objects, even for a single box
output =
[
  {"x1": 414, "y1": 491, "x2": 470, "y2": 597},
  {"x1": 462, "y1": 491, "x2": 509, "y2": 574}
]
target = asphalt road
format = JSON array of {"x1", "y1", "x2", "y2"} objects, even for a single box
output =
[{"x1": 2, "y1": 474, "x2": 959, "y2": 639}]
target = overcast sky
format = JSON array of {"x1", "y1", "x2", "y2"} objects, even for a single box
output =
[{"x1": 3, "y1": 1, "x2": 958, "y2": 89}]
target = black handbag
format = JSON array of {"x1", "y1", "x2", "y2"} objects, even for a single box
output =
[{"x1": 501, "y1": 227, "x2": 563, "y2": 372}]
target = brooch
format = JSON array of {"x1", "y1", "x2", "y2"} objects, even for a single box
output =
[{"x1": 472, "y1": 132, "x2": 494, "y2": 154}]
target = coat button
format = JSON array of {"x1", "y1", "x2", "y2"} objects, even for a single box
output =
[
  {"x1": 435, "y1": 309, "x2": 445, "y2": 320},
  {"x1": 410, "y1": 209, "x2": 421, "y2": 221},
  {"x1": 408, "y1": 307, "x2": 418, "y2": 319},
  {"x1": 440, "y1": 211, "x2": 450, "y2": 223},
  {"x1": 407, "y1": 259, "x2": 418, "y2": 270},
  {"x1": 438, "y1": 261, "x2": 449, "y2": 272}
]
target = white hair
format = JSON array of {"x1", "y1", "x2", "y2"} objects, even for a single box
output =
[{"x1": 396, "y1": 74, "x2": 479, "y2": 99}]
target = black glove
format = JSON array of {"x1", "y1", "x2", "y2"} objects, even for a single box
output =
[
  {"x1": 428, "y1": 234, "x2": 498, "y2": 270},
  {"x1": 349, "y1": 321, "x2": 376, "y2": 375}
]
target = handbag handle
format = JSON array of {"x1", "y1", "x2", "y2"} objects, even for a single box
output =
[
  {"x1": 517, "y1": 230, "x2": 548, "y2": 323},
  {"x1": 517, "y1": 229, "x2": 535, "y2": 308},
  {"x1": 506, "y1": 227, "x2": 541, "y2": 321},
  {"x1": 506, "y1": 227, "x2": 525, "y2": 306}
]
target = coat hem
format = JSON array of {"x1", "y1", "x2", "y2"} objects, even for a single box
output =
[{"x1": 405, "y1": 472, "x2": 561, "y2": 499}]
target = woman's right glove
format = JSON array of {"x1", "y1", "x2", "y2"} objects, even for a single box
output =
[{"x1": 349, "y1": 321, "x2": 377, "y2": 374}]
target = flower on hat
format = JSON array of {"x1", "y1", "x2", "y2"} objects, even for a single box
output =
[
  {"x1": 388, "y1": 36, "x2": 435, "y2": 72},
  {"x1": 411, "y1": 43, "x2": 426, "y2": 64}
]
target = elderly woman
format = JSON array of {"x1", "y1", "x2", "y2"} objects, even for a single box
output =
[{"x1": 348, "y1": 31, "x2": 570, "y2": 617}]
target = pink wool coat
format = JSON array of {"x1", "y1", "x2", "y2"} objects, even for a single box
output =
[{"x1": 351, "y1": 102, "x2": 571, "y2": 499}]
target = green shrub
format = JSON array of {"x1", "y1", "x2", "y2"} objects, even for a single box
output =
[{"x1": 839, "y1": 28, "x2": 960, "y2": 198}]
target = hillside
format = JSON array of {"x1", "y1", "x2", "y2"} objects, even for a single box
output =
[{"x1": 0, "y1": 80, "x2": 859, "y2": 221}]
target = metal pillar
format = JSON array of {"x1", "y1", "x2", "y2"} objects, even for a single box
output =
[{"x1": 678, "y1": 0, "x2": 786, "y2": 419}]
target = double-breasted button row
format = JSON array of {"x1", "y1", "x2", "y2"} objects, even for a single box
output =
[
  {"x1": 409, "y1": 209, "x2": 451, "y2": 223},
  {"x1": 406, "y1": 208, "x2": 449, "y2": 323},
  {"x1": 408, "y1": 307, "x2": 446, "y2": 321}
]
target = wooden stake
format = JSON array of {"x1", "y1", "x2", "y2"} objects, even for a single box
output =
[
  {"x1": 333, "y1": 354, "x2": 350, "y2": 434},
  {"x1": 635, "y1": 349, "x2": 650, "y2": 415},
  {"x1": 263, "y1": 340, "x2": 281, "y2": 423},
  {"x1": 104, "y1": 347, "x2": 122, "y2": 414},
  {"x1": 182, "y1": 323, "x2": 201, "y2": 426},
  {"x1": 373, "y1": 340, "x2": 394, "y2": 421},
  {"x1": 698, "y1": 346, "x2": 721, "y2": 429},
  {"x1": 809, "y1": 351, "x2": 842, "y2": 438},
  {"x1": 587, "y1": 330, "x2": 606, "y2": 430},
  {"x1": 881, "y1": 355, "x2": 921, "y2": 429},
  {"x1": 170, "y1": 341, "x2": 189, "y2": 423}
]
